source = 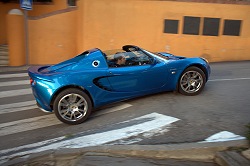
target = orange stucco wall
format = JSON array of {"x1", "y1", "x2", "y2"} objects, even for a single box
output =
[
  {"x1": 0, "y1": 0, "x2": 67, "y2": 44},
  {"x1": 28, "y1": 10, "x2": 77, "y2": 64},
  {"x1": 76, "y1": 0, "x2": 250, "y2": 62}
]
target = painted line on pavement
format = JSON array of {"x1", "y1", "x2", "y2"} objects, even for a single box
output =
[
  {"x1": 209, "y1": 77, "x2": 250, "y2": 82},
  {"x1": 0, "y1": 136, "x2": 66, "y2": 156},
  {"x1": 200, "y1": 131, "x2": 246, "y2": 143},
  {"x1": 0, "y1": 112, "x2": 180, "y2": 164},
  {"x1": 92, "y1": 103, "x2": 132, "y2": 118},
  {"x1": 0, "y1": 88, "x2": 32, "y2": 98},
  {"x1": 0, "y1": 102, "x2": 132, "y2": 154},
  {"x1": 0, "y1": 73, "x2": 28, "y2": 78},
  {"x1": 0, "y1": 105, "x2": 38, "y2": 115},
  {"x1": 0, "y1": 80, "x2": 29, "y2": 87},
  {"x1": 0, "y1": 100, "x2": 37, "y2": 114},
  {"x1": 0, "y1": 100, "x2": 36, "y2": 110},
  {"x1": 0, "y1": 114, "x2": 60, "y2": 137},
  {"x1": 0, "y1": 102, "x2": 132, "y2": 136}
]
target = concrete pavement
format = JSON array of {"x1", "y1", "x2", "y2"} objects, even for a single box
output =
[{"x1": 2, "y1": 140, "x2": 249, "y2": 166}]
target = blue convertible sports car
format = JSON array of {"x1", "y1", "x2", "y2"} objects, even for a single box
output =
[{"x1": 28, "y1": 45, "x2": 210, "y2": 125}]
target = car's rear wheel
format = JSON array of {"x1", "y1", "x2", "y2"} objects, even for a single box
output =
[
  {"x1": 178, "y1": 66, "x2": 206, "y2": 96},
  {"x1": 53, "y1": 88, "x2": 92, "y2": 125}
]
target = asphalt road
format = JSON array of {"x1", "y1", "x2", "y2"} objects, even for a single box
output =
[{"x1": 0, "y1": 61, "x2": 249, "y2": 161}]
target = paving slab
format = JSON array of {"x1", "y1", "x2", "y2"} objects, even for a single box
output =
[
  {"x1": 215, "y1": 151, "x2": 250, "y2": 166},
  {"x1": 242, "y1": 148, "x2": 250, "y2": 160}
]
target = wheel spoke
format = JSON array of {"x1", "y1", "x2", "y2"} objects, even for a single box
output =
[
  {"x1": 76, "y1": 98, "x2": 85, "y2": 106},
  {"x1": 60, "y1": 98, "x2": 69, "y2": 107},
  {"x1": 194, "y1": 85, "x2": 199, "y2": 91},
  {"x1": 196, "y1": 78, "x2": 202, "y2": 83},
  {"x1": 78, "y1": 108, "x2": 86, "y2": 114},
  {"x1": 69, "y1": 94, "x2": 77, "y2": 103},
  {"x1": 191, "y1": 72, "x2": 198, "y2": 79},
  {"x1": 70, "y1": 112, "x2": 75, "y2": 120},
  {"x1": 79, "y1": 102, "x2": 87, "y2": 107},
  {"x1": 181, "y1": 79, "x2": 188, "y2": 85},
  {"x1": 183, "y1": 74, "x2": 189, "y2": 80},
  {"x1": 61, "y1": 109, "x2": 69, "y2": 116},
  {"x1": 186, "y1": 72, "x2": 192, "y2": 79},
  {"x1": 184, "y1": 85, "x2": 191, "y2": 91}
]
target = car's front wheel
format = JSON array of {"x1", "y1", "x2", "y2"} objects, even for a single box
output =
[
  {"x1": 53, "y1": 88, "x2": 92, "y2": 125},
  {"x1": 178, "y1": 66, "x2": 206, "y2": 96}
]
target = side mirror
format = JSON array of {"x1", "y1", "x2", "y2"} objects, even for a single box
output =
[{"x1": 151, "y1": 57, "x2": 158, "y2": 65}]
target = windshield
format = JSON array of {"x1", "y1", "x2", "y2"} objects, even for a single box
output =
[
  {"x1": 142, "y1": 49, "x2": 169, "y2": 61},
  {"x1": 103, "y1": 47, "x2": 155, "y2": 68},
  {"x1": 103, "y1": 49, "x2": 124, "y2": 60},
  {"x1": 102, "y1": 45, "x2": 173, "y2": 67}
]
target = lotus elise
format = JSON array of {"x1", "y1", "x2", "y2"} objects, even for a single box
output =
[{"x1": 28, "y1": 45, "x2": 211, "y2": 125}]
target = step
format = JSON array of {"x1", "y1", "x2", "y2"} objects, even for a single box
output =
[
  {"x1": 0, "y1": 45, "x2": 8, "y2": 49},
  {"x1": 0, "y1": 50, "x2": 9, "y2": 55},
  {"x1": 0, "y1": 45, "x2": 9, "y2": 66},
  {"x1": 215, "y1": 151, "x2": 250, "y2": 166},
  {"x1": 0, "y1": 48, "x2": 8, "y2": 51},
  {"x1": 0, "y1": 56, "x2": 8, "y2": 60},
  {"x1": 0, "y1": 60, "x2": 9, "y2": 66}
]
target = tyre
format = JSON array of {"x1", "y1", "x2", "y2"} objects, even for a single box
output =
[
  {"x1": 53, "y1": 88, "x2": 92, "y2": 125},
  {"x1": 178, "y1": 66, "x2": 206, "y2": 96}
]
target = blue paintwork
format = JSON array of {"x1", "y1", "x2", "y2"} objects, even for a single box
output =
[{"x1": 28, "y1": 45, "x2": 211, "y2": 112}]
